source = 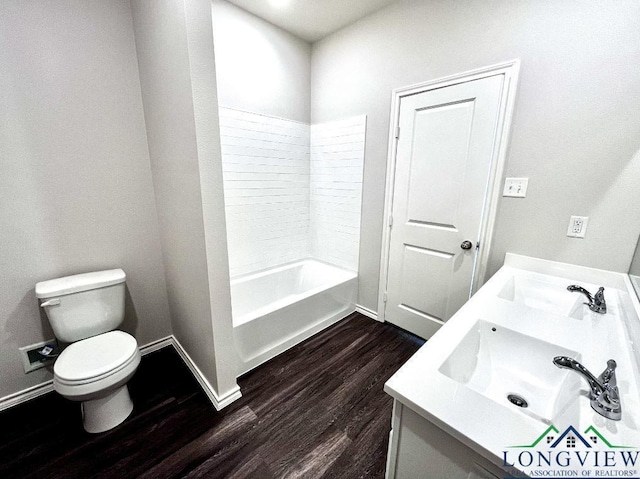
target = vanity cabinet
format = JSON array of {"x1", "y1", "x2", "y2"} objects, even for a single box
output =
[
  {"x1": 386, "y1": 401, "x2": 508, "y2": 479},
  {"x1": 383, "y1": 254, "x2": 640, "y2": 479}
]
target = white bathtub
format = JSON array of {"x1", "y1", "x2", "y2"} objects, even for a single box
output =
[{"x1": 231, "y1": 259, "x2": 357, "y2": 374}]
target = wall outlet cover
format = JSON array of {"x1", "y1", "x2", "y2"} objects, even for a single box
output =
[{"x1": 567, "y1": 216, "x2": 589, "y2": 238}]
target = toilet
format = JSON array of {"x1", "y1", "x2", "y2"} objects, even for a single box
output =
[{"x1": 35, "y1": 269, "x2": 141, "y2": 433}]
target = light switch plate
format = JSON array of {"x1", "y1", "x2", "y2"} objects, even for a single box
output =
[
  {"x1": 567, "y1": 216, "x2": 589, "y2": 238},
  {"x1": 503, "y1": 178, "x2": 528, "y2": 198}
]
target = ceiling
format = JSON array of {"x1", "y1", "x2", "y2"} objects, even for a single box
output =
[{"x1": 224, "y1": 0, "x2": 399, "y2": 43}]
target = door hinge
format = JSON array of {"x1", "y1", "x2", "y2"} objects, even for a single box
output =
[
  {"x1": 383, "y1": 292, "x2": 388, "y2": 303},
  {"x1": 395, "y1": 126, "x2": 400, "y2": 140},
  {"x1": 388, "y1": 215, "x2": 393, "y2": 228}
]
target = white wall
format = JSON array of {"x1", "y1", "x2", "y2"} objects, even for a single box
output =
[
  {"x1": 212, "y1": 1, "x2": 370, "y2": 277},
  {"x1": 0, "y1": 0, "x2": 173, "y2": 398},
  {"x1": 629, "y1": 190, "x2": 640, "y2": 278},
  {"x1": 131, "y1": 0, "x2": 239, "y2": 401},
  {"x1": 219, "y1": 109, "x2": 366, "y2": 277},
  {"x1": 219, "y1": 108, "x2": 311, "y2": 277},
  {"x1": 311, "y1": 0, "x2": 640, "y2": 311},
  {"x1": 212, "y1": 0, "x2": 313, "y2": 278},
  {"x1": 631, "y1": 248, "x2": 640, "y2": 277},
  {"x1": 630, "y1": 236, "x2": 640, "y2": 298},
  {"x1": 186, "y1": 0, "x2": 240, "y2": 398},
  {"x1": 310, "y1": 116, "x2": 366, "y2": 271},
  {"x1": 211, "y1": 0, "x2": 311, "y2": 123}
]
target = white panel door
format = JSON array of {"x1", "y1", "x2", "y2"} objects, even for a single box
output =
[{"x1": 385, "y1": 75, "x2": 503, "y2": 339}]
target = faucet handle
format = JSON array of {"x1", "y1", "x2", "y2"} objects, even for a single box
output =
[
  {"x1": 553, "y1": 356, "x2": 622, "y2": 420},
  {"x1": 598, "y1": 359, "x2": 617, "y2": 389},
  {"x1": 568, "y1": 284, "x2": 607, "y2": 314},
  {"x1": 593, "y1": 287, "x2": 607, "y2": 313}
]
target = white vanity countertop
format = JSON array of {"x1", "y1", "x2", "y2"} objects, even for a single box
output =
[{"x1": 385, "y1": 253, "x2": 640, "y2": 470}]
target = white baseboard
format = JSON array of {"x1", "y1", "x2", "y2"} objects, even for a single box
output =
[
  {"x1": 356, "y1": 304, "x2": 378, "y2": 321},
  {"x1": 0, "y1": 380, "x2": 54, "y2": 413},
  {"x1": 213, "y1": 384, "x2": 243, "y2": 410},
  {"x1": 139, "y1": 336, "x2": 174, "y2": 356},
  {"x1": 168, "y1": 335, "x2": 242, "y2": 411},
  {"x1": 0, "y1": 334, "x2": 242, "y2": 413}
]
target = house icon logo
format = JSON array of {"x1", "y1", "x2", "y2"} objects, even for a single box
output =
[
  {"x1": 549, "y1": 425, "x2": 591, "y2": 449},
  {"x1": 502, "y1": 425, "x2": 638, "y2": 478}
]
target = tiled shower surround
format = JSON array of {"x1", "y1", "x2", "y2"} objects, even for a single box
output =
[{"x1": 218, "y1": 107, "x2": 365, "y2": 277}]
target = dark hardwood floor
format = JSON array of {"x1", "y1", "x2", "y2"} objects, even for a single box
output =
[{"x1": 0, "y1": 313, "x2": 423, "y2": 479}]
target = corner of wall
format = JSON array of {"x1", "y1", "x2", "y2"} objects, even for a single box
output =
[{"x1": 131, "y1": 0, "x2": 239, "y2": 401}]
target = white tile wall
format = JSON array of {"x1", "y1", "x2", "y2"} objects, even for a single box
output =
[
  {"x1": 310, "y1": 116, "x2": 366, "y2": 272},
  {"x1": 219, "y1": 108, "x2": 365, "y2": 277},
  {"x1": 219, "y1": 108, "x2": 310, "y2": 277}
]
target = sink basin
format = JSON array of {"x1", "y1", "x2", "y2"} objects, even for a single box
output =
[
  {"x1": 438, "y1": 320, "x2": 581, "y2": 423},
  {"x1": 498, "y1": 276, "x2": 586, "y2": 319}
]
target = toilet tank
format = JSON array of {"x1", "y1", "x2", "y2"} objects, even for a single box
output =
[{"x1": 35, "y1": 269, "x2": 126, "y2": 343}]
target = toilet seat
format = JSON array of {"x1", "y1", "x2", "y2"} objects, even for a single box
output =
[{"x1": 54, "y1": 330, "x2": 138, "y2": 386}]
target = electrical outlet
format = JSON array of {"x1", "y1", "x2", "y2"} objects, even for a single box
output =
[
  {"x1": 567, "y1": 216, "x2": 589, "y2": 238},
  {"x1": 503, "y1": 178, "x2": 529, "y2": 198},
  {"x1": 19, "y1": 339, "x2": 58, "y2": 373}
]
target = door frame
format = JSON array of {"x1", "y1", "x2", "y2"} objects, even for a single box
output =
[{"x1": 377, "y1": 60, "x2": 520, "y2": 323}]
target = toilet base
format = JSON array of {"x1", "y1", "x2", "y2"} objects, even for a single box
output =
[{"x1": 81, "y1": 384, "x2": 134, "y2": 433}]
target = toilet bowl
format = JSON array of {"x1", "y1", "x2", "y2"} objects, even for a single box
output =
[
  {"x1": 53, "y1": 331, "x2": 141, "y2": 433},
  {"x1": 36, "y1": 269, "x2": 141, "y2": 433}
]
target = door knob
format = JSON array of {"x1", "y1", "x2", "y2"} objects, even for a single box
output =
[{"x1": 460, "y1": 240, "x2": 473, "y2": 250}]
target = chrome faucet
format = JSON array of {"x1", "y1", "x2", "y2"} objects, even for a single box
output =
[
  {"x1": 567, "y1": 285, "x2": 607, "y2": 314},
  {"x1": 553, "y1": 356, "x2": 621, "y2": 421}
]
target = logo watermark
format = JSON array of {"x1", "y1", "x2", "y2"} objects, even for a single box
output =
[{"x1": 502, "y1": 425, "x2": 639, "y2": 478}]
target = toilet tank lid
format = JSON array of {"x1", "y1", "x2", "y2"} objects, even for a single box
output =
[{"x1": 35, "y1": 269, "x2": 126, "y2": 298}]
